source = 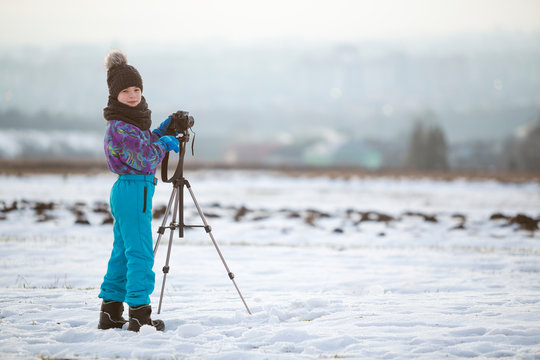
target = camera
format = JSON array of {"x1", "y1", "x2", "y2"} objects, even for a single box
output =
[{"x1": 166, "y1": 111, "x2": 194, "y2": 135}]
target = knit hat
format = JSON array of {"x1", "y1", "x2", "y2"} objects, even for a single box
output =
[{"x1": 104, "y1": 49, "x2": 143, "y2": 98}]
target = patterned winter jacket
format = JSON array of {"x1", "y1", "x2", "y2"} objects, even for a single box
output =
[{"x1": 104, "y1": 120, "x2": 167, "y2": 175}]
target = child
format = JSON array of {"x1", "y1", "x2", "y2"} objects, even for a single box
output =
[{"x1": 97, "y1": 49, "x2": 180, "y2": 332}]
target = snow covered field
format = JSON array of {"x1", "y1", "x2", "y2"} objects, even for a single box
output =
[{"x1": 1, "y1": 170, "x2": 539, "y2": 359}]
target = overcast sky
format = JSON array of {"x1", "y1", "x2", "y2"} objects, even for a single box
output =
[{"x1": 1, "y1": 0, "x2": 539, "y2": 47}]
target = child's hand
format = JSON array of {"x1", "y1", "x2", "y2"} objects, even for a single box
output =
[
  {"x1": 159, "y1": 135, "x2": 180, "y2": 153},
  {"x1": 152, "y1": 117, "x2": 172, "y2": 137}
]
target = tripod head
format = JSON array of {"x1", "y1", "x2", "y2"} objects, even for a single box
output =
[
  {"x1": 160, "y1": 110, "x2": 195, "y2": 183},
  {"x1": 161, "y1": 128, "x2": 193, "y2": 184}
]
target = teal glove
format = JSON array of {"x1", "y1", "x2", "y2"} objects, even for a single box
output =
[
  {"x1": 159, "y1": 135, "x2": 179, "y2": 153},
  {"x1": 152, "y1": 116, "x2": 172, "y2": 137}
]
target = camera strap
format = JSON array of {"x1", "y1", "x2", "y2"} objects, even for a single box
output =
[
  {"x1": 161, "y1": 150, "x2": 185, "y2": 183},
  {"x1": 190, "y1": 130, "x2": 196, "y2": 156},
  {"x1": 160, "y1": 129, "x2": 196, "y2": 183}
]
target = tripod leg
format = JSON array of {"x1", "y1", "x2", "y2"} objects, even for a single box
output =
[
  {"x1": 154, "y1": 186, "x2": 177, "y2": 256},
  {"x1": 185, "y1": 181, "x2": 252, "y2": 315},
  {"x1": 157, "y1": 185, "x2": 180, "y2": 314}
]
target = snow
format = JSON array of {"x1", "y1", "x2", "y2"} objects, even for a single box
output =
[{"x1": 1, "y1": 170, "x2": 539, "y2": 359}]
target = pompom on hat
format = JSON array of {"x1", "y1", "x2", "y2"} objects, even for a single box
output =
[{"x1": 104, "y1": 49, "x2": 143, "y2": 98}]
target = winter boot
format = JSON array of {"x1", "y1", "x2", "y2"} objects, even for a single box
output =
[
  {"x1": 127, "y1": 305, "x2": 165, "y2": 332},
  {"x1": 98, "y1": 300, "x2": 128, "y2": 330}
]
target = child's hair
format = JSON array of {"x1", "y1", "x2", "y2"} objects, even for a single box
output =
[{"x1": 104, "y1": 49, "x2": 143, "y2": 98}]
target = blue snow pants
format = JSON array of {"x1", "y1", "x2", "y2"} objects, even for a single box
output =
[{"x1": 99, "y1": 174, "x2": 156, "y2": 307}]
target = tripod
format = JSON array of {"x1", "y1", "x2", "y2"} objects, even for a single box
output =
[{"x1": 153, "y1": 130, "x2": 251, "y2": 315}]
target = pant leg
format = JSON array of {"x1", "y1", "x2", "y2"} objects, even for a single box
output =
[
  {"x1": 99, "y1": 180, "x2": 128, "y2": 302},
  {"x1": 115, "y1": 178, "x2": 156, "y2": 307}
]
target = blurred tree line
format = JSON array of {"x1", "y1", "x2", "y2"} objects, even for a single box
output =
[
  {"x1": 406, "y1": 119, "x2": 449, "y2": 171},
  {"x1": 1, "y1": 108, "x2": 539, "y2": 172},
  {"x1": 502, "y1": 121, "x2": 540, "y2": 172},
  {"x1": 404, "y1": 114, "x2": 540, "y2": 173}
]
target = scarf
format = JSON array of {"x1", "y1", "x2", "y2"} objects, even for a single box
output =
[{"x1": 103, "y1": 96, "x2": 152, "y2": 131}]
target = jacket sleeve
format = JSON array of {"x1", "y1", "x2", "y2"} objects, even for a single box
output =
[{"x1": 105, "y1": 121, "x2": 167, "y2": 174}]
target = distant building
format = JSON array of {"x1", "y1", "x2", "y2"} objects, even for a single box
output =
[{"x1": 224, "y1": 143, "x2": 280, "y2": 165}]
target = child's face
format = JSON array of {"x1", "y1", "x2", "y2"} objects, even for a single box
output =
[{"x1": 117, "y1": 86, "x2": 142, "y2": 107}]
